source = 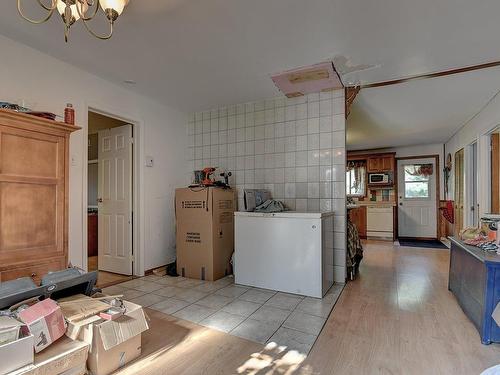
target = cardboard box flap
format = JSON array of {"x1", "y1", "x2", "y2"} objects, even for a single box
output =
[
  {"x1": 0, "y1": 316, "x2": 24, "y2": 347},
  {"x1": 66, "y1": 315, "x2": 102, "y2": 341},
  {"x1": 0, "y1": 316, "x2": 24, "y2": 330},
  {"x1": 97, "y1": 303, "x2": 148, "y2": 351}
]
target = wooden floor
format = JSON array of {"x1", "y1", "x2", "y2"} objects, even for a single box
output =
[
  {"x1": 88, "y1": 256, "x2": 132, "y2": 288},
  {"x1": 116, "y1": 240, "x2": 500, "y2": 374},
  {"x1": 302, "y1": 240, "x2": 500, "y2": 374}
]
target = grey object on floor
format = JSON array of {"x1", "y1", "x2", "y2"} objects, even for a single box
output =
[{"x1": 0, "y1": 269, "x2": 98, "y2": 310}]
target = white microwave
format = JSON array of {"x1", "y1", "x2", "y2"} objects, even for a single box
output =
[{"x1": 368, "y1": 173, "x2": 390, "y2": 184}]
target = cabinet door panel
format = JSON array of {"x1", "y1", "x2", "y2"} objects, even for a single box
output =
[
  {"x1": 382, "y1": 156, "x2": 394, "y2": 171},
  {"x1": 368, "y1": 158, "x2": 380, "y2": 172},
  {"x1": 0, "y1": 129, "x2": 61, "y2": 179},
  {"x1": 0, "y1": 182, "x2": 64, "y2": 261}
]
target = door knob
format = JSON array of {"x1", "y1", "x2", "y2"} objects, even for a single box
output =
[
  {"x1": 399, "y1": 203, "x2": 403, "y2": 206},
  {"x1": 97, "y1": 198, "x2": 103, "y2": 203}
]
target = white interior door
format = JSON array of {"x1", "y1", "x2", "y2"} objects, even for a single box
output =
[
  {"x1": 98, "y1": 125, "x2": 133, "y2": 275},
  {"x1": 397, "y1": 158, "x2": 437, "y2": 238}
]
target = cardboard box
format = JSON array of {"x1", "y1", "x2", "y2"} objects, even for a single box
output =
[
  {"x1": 0, "y1": 318, "x2": 34, "y2": 375},
  {"x1": 18, "y1": 299, "x2": 66, "y2": 353},
  {"x1": 11, "y1": 337, "x2": 89, "y2": 375},
  {"x1": 74, "y1": 300, "x2": 149, "y2": 375},
  {"x1": 175, "y1": 187, "x2": 235, "y2": 281},
  {"x1": 0, "y1": 316, "x2": 21, "y2": 345}
]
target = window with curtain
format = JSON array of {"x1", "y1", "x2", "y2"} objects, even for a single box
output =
[
  {"x1": 404, "y1": 164, "x2": 433, "y2": 198},
  {"x1": 346, "y1": 161, "x2": 366, "y2": 196}
]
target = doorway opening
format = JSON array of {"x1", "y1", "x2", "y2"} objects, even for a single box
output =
[
  {"x1": 491, "y1": 130, "x2": 500, "y2": 214},
  {"x1": 454, "y1": 149, "x2": 465, "y2": 236},
  {"x1": 87, "y1": 111, "x2": 134, "y2": 286},
  {"x1": 467, "y1": 142, "x2": 479, "y2": 227}
]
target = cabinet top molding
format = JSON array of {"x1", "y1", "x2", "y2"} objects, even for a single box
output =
[{"x1": 0, "y1": 109, "x2": 81, "y2": 133}]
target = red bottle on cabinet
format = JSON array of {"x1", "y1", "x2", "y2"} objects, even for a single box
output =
[{"x1": 64, "y1": 103, "x2": 75, "y2": 125}]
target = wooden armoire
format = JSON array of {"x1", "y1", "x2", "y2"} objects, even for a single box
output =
[{"x1": 0, "y1": 109, "x2": 79, "y2": 283}]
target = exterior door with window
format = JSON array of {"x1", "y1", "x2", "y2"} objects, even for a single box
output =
[
  {"x1": 397, "y1": 158, "x2": 437, "y2": 238},
  {"x1": 98, "y1": 124, "x2": 133, "y2": 275}
]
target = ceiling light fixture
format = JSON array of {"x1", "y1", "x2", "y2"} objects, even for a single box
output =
[{"x1": 17, "y1": 0, "x2": 130, "y2": 42}]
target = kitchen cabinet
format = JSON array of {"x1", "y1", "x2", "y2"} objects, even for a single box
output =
[
  {"x1": 0, "y1": 109, "x2": 79, "y2": 282},
  {"x1": 367, "y1": 154, "x2": 395, "y2": 172},
  {"x1": 349, "y1": 206, "x2": 367, "y2": 238}
]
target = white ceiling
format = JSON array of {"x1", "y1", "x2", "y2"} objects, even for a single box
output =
[
  {"x1": 1, "y1": 0, "x2": 500, "y2": 148},
  {"x1": 347, "y1": 68, "x2": 500, "y2": 150}
]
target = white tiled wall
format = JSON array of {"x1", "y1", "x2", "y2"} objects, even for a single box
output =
[{"x1": 186, "y1": 90, "x2": 347, "y2": 282}]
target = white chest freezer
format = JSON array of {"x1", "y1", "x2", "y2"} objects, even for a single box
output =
[{"x1": 234, "y1": 211, "x2": 335, "y2": 298}]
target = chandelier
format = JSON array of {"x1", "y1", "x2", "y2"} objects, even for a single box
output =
[{"x1": 17, "y1": 0, "x2": 129, "y2": 42}]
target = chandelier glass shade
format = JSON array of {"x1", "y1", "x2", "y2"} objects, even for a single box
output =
[{"x1": 17, "y1": 0, "x2": 129, "y2": 42}]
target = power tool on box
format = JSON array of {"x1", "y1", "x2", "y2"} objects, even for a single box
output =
[{"x1": 201, "y1": 167, "x2": 216, "y2": 186}]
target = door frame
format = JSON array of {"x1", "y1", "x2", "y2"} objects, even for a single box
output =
[
  {"x1": 454, "y1": 149, "x2": 465, "y2": 237},
  {"x1": 82, "y1": 103, "x2": 144, "y2": 277},
  {"x1": 465, "y1": 141, "x2": 479, "y2": 227},
  {"x1": 395, "y1": 154, "x2": 440, "y2": 240}
]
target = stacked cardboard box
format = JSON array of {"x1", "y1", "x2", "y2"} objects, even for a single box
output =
[
  {"x1": 66, "y1": 299, "x2": 149, "y2": 375},
  {"x1": 0, "y1": 317, "x2": 34, "y2": 374},
  {"x1": 175, "y1": 187, "x2": 236, "y2": 281},
  {"x1": 0, "y1": 295, "x2": 149, "y2": 375}
]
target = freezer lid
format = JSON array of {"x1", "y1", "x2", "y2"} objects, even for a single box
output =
[{"x1": 234, "y1": 211, "x2": 334, "y2": 219}]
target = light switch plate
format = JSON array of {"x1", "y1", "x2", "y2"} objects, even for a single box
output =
[{"x1": 145, "y1": 156, "x2": 154, "y2": 167}]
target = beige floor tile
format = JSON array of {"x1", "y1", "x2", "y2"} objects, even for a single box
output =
[
  {"x1": 200, "y1": 311, "x2": 246, "y2": 333},
  {"x1": 295, "y1": 297, "x2": 335, "y2": 318},
  {"x1": 221, "y1": 300, "x2": 262, "y2": 317},
  {"x1": 173, "y1": 289, "x2": 208, "y2": 303},
  {"x1": 268, "y1": 327, "x2": 317, "y2": 355},
  {"x1": 128, "y1": 293, "x2": 166, "y2": 307},
  {"x1": 173, "y1": 304, "x2": 217, "y2": 323},
  {"x1": 282, "y1": 311, "x2": 326, "y2": 335},
  {"x1": 215, "y1": 285, "x2": 249, "y2": 298},
  {"x1": 149, "y1": 297, "x2": 191, "y2": 314},
  {"x1": 264, "y1": 292, "x2": 303, "y2": 310},
  {"x1": 152, "y1": 286, "x2": 184, "y2": 298},
  {"x1": 231, "y1": 318, "x2": 281, "y2": 344},
  {"x1": 239, "y1": 288, "x2": 276, "y2": 304},
  {"x1": 197, "y1": 294, "x2": 234, "y2": 309},
  {"x1": 250, "y1": 305, "x2": 292, "y2": 325}
]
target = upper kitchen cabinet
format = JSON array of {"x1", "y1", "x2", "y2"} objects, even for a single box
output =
[{"x1": 367, "y1": 154, "x2": 395, "y2": 173}]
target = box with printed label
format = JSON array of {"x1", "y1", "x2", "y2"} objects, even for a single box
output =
[
  {"x1": 175, "y1": 187, "x2": 235, "y2": 281},
  {"x1": 18, "y1": 299, "x2": 66, "y2": 353}
]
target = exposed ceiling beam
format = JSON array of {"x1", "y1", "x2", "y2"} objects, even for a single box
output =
[{"x1": 356, "y1": 60, "x2": 500, "y2": 90}]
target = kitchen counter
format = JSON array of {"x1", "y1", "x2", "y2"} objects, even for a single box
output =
[{"x1": 450, "y1": 237, "x2": 500, "y2": 264}]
